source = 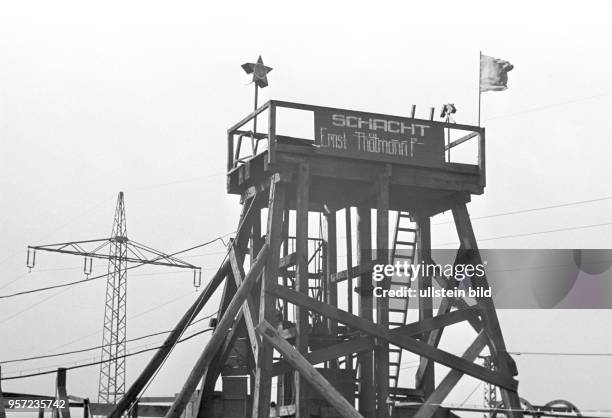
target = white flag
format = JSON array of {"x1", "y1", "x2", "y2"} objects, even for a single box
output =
[{"x1": 480, "y1": 55, "x2": 514, "y2": 92}]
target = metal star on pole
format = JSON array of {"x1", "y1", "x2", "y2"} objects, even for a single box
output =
[{"x1": 241, "y1": 56, "x2": 273, "y2": 88}]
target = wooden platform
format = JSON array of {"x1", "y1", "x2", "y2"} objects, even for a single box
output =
[{"x1": 227, "y1": 100, "x2": 485, "y2": 217}]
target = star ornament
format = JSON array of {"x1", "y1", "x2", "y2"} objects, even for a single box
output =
[{"x1": 241, "y1": 56, "x2": 272, "y2": 88}]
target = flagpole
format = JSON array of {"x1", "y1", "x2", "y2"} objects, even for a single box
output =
[{"x1": 478, "y1": 50, "x2": 482, "y2": 127}]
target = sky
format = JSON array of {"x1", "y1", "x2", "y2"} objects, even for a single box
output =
[{"x1": 1, "y1": 0, "x2": 612, "y2": 413}]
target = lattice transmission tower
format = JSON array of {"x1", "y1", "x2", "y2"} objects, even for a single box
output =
[{"x1": 27, "y1": 192, "x2": 201, "y2": 404}]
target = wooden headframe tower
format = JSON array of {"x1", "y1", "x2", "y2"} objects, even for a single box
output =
[{"x1": 109, "y1": 101, "x2": 523, "y2": 418}]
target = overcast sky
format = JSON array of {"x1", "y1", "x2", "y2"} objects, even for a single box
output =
[{"x1": 1, "y1": 0, "x2": 612, "y2": 412}]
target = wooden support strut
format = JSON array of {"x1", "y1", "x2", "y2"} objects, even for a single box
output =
[
  {"x1": 375, "y1": 172, "x2": 390, "y2": 418},
  {"x1": 295, "y1": 162, "x2": 310, "y2": 418},
  {"x1": 108, "y1": 259, "x2": 230, "y2": 418},
  {"x1": 356, "y1": 205, "x2": 376, "y2": 418},
  {"x1": 415, "y1": 331, "x2": 488, "y2": 418},
  {"x1": 267, "y1": 284, "x2": 517, "y2": 391},
  {"x1": 253, "y1": 178, "x2": 286, "y2": 418},
  {"x1": 256, "y1": 321, "x2": 365, "y2": 418},
  {"x1": 270, "y1": 308, "x2": 476, "y2": 377},
  {"x1": 55, "y1": 368, "x2": 71, "y2": 418},
  {"x1": 451, "y1": 202, "x2": 523, "y2": 417},
  {"x1": 0, "y1": 367, "x2": 6, "y2": 418},
  {"x1": 164, "y1": 243, "x2": 270, "y2": 418}
]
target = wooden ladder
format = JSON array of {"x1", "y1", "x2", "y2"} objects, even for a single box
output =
[{"x1": 387, "y1": 211, "x2": 418, "y2": 396}]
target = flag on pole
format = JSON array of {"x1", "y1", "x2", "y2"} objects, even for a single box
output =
[{"x1": 480, "y1": 54, "x2": 514, "y2": 92}]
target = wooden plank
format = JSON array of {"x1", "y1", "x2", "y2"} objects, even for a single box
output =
[
  {"x1": 267, "y1": 284, "x2": 517, "y2": 391},
  {"x1": 415, "y1": 215, "x2": 434, "y2": 397},
  {"x1": 196, "y1": 312, "x2": 247, "y2": 418},
  {"x1": 0, "y1": 367, "x2": 6, "y2": 418},
  {"x1": 230, "y1": 246, "x2": 261, "y2": 357},
  {"x1": 279, "y1": 252, "x2": 296, "y2": 269},
  {"x1": 414, "y1": 332, "x2": 487, "y2": 418},
  {"x1": 445, "y1": 132, "x2": 478, "y2": 151},
  {"x1": 330, "y1": 260, "x2": 379, "y2": 283},
  {"x1": 295, "y1": 162, "x2": 310, "y2": 418},
  {"x1": 256, "y1": 321, "x2": 364, "y2": 418},
  {"x1": 326, "y1": 210, "x2": 338, "y2": 355},
  {"x1": 344, "y1": 208, "x2": 354, "y2": 370},
  {"x1": 164, "y1": 244, "x2": 270, "y2": 418},
  {"x1": 356, "y1": 205, "x2": 375, "y2": 418},
  {"x1": 56, "y1": 368, "x2": 71, "y2": 418},
  {"x1": 253, "y1": 179, "x2": 286, "y2": 418},
  {"x1": 109, "y1": 262, "x2": 232, "y2": 417},
  {"x1": 271, "y1": 336, "x2": 375, "y2": 377},
  {"x1": 375, "y1": 173, "x2": 390, "y2": 418},
  {"x1": 452, "y1": 202, "x2": 522, "y2": 416}
]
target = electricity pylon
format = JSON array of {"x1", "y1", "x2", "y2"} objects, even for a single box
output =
[{"x1": 27, "y1": 192, "x2": 202, "y2": 404}]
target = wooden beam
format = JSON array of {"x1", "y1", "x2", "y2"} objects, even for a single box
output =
[
  {"x1": 356, "y1": 205, "x2": 375, "y2": 418},
  {"x1": 256, "y1": 321, "x2": 364, "y2": 418},
  {"x1": 330, "y1": 260, "x2": 379, "y2": 283},
  {"x1": 196, "y1": 312, "x2": 247, "y2": 418},
  {"x1": 230, "y1": 245, "x2": 261, "y2": 357},
  {"x1": 109, "y1": 259, "x2": 230, "y2": 418},
  {"x1": 415, "y1": 215, "x2": 434, "y2": 397},
  {"x1": 164, "y1": 243, "x2": 270, "y2": 418},
  {"x1": 414, "y1": 331, "x2": 487, "y2": 418},
  {"x1": 253, "y1": 179, "x2": 286, "y2": 418},
  {"x1": 375, "y1": 172, "x2": 390, "y2": 418},
  {"x1": 344, "y1": 207, "x2": 354, "y2": 370},
  {"x1": 445, "y1": 132, "x2": 479, "y2": 151},
  {"x1": 56, "y1": 368, "x2": 71, "y2": 418},
  {"x1": 452, "y1": 202, "x2": 522, "y2": 416},
  {"x1": 271, "y1": 336, "x2": 375, "y2": 377},
  {"x1": 326, "y1": 210, "x2": 338, "y2": 362},
  {"x1": 0, "y1": 367, "x2": 6, "y2": 418},
  {"x1": 295, "y1": 162, "x2": 310, "y2": 418},
  {"x1": 267, "y1": 284, "x2": 517, "y2": 391}
]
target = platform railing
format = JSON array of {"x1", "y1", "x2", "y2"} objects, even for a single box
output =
[{"x1": 227, "y1": 100, "x2": 485, "y2": 186}]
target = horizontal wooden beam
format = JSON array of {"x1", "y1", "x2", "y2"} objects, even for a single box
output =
[
  {"x1": 271, "y1": 336, "x2": 375, "y2": 376},
  {"x1": 267, "y1": 284, "x2": 516, "y2": 391},
  {"x1": 256, "y1": 321, "x2": 364, "y2": 418},
  {"x1": 330, "y1": 260, "x2": 379, "y2": 283}
]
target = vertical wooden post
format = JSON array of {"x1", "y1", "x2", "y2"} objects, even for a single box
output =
[
  {"x1": 82, "y1": 399, "x2": 89, "y2": 418},
  {"x1": 345, "y1": 207, "x2": 354, "y2": 370},
  {"x1": 253, "y1": 178, "x2": 286, "y2": 418},
  {"x1": 326, "y1": 209, "x2": 338, "y2": 368},
  {"x1": 375, "y1": 173, "x2": 390, "y2": 418},
  {"x1": 356, "y1": 206, "x2": 375, "y2": 418},
  {"x1": 415, "y1": 214, "x2": 435, "y2": 397},
  {"x1": 451, "y1": 203, "x2": 523, "y2": 417},
  {"x1": 56, "y1": 368, "x2": 71, "y2": 418},
  {"x1": 295, "y1": 163, "x2": 310, "y2": 418},
  {"x1": 0, "y1": 366, "x2": 6, "y2": 418}
]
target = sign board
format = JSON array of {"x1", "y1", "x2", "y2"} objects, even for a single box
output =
[{"x1": 314, "y1": 108, "x2": 445, "y2": 165}]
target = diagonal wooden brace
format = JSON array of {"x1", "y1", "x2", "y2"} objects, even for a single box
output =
[
  {"x1": 267, "y1": 283, "x2": 517, "y2": 391},
  {"x1": 256, "y1": 320, "x2": 364, "y2": 418}
]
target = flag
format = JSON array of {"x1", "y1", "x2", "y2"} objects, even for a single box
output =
[{"x1": 480, "y1": 54, "x2": 514, "y2": 92}]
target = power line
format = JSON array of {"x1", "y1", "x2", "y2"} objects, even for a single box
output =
[
  {"x1": 0, "y1": 312, "x2": 217, "y2": 366},
  {"x1": 434, "y1": 196, "x2": 612, "y2": 225},
  {"x1": 434, "y1": 221, "x2": 612, "y2": 246},
  {"x1": 0, "y1": 327, "x2": 214, "y2": 381}
]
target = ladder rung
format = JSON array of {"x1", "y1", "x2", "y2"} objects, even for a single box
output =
[
  {"x1": 394, "y1": 254, "x2": 413, "y2": 259},
  {"x1": 398, "y1": 227, "x2": 416, "y2": 232},
  {"x1": 396, "y1": 240, "x2": 415, "y2": 245},
  {"x1": 389, "y1": 308, "x2": 406, "y2": 313}
]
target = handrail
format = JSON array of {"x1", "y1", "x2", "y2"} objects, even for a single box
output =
[{"x1": 227, "y1": 100, "x2": 485, "y2": 185}]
